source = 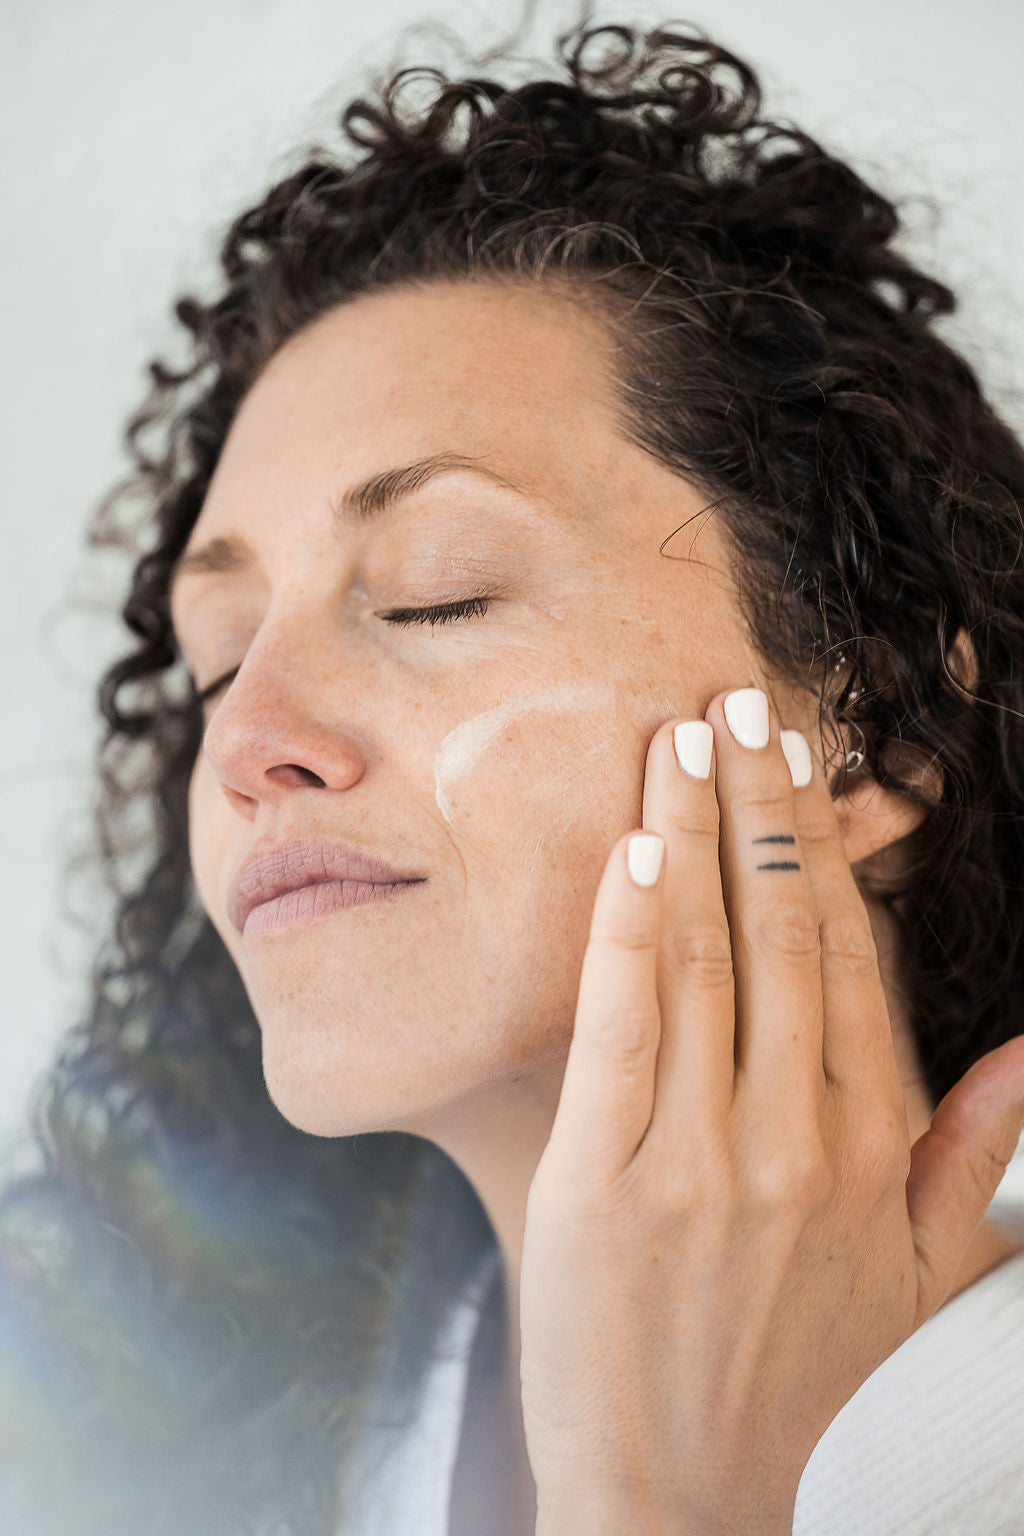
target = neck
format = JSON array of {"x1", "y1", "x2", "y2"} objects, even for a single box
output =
[{"x1": 403, "y1": 1057, "x2": 565, "y2": 1361}]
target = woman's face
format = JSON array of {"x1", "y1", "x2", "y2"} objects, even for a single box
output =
[{"x1": 171, "y1": 279, "x2": 800, "y2": 1136}]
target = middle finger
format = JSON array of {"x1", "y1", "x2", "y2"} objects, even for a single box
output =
[{"x1": 710, "y1": 686, "x2": 827, "y2": 1117}]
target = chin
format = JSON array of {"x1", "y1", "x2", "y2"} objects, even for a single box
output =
[
  {"x1": 261, "y1": 1059, "x2": 393, "y2": 1138},
  {"x1": 257, "y1": 1029, "x2": 455, "y2": 1140},
  {"x1": 267, "y1": 1098, "x2": 377, "y2": 1140}
]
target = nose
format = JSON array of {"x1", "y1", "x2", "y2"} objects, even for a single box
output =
[{"x1": 199, "y1": 629, "x2": 368, "y2": 815}]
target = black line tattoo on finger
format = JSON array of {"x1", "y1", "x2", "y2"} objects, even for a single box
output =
[
  {"x1": 752, "y1": 835, "x2": 796, "y2": 845},
  {"x1": 755, "y1": 860, "x2": 802, "y2": 871}
]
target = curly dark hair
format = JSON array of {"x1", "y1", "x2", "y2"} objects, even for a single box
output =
[{"x1": 3, "y1": 15, "x2": 1023, "y2": 1534}]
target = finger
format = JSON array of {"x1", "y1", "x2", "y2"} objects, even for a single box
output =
[
  {"x1": 906, "y1": 1034, "x2": 1024, "y2": 1325},
  {"x1": 709, "y1": 687, "x2": 826, "y2": 1117},
  {"x1": 641, "y1": 716, "x2": 736, "y2": 1146},
  {"x1": 543, "y1": 832, "x2": 665, "y2": 1188},
  {"x1": 785, "y1": 734, "x2": 903, "y2": 1108}
]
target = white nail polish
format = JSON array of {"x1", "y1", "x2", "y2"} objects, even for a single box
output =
[
  {"x1": 780, "y1": 729, "x2": 813, "y2": 787},
  {"x1": 723, "y1": 688, "x2": 769, "y2": 749},
  {"x1": 628, "y1": 833, "x2": 665, "y2": 887},
  {"x1": 673, "y1": 720, "x2": 713, "y2": 780}
]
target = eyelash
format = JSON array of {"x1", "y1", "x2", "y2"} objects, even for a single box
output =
[
  {"x1": 192, "y1": 596, "x2": 493, "y2": 706},
  {"x1": 383, "y1": 595, "x2": 491, "y2": 628}
]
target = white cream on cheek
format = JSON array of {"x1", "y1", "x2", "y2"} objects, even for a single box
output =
[{"x1": 433, "y1": 684, "x2": 626, "y2": 824}]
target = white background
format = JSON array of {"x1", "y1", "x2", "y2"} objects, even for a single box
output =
[{"x1": 2, "y1": 0, "x2": 1023, "y2": 1212}]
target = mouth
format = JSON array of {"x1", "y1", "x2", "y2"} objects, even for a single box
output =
[
  {"x1": 227, "y1": 838, "x2": 427, "y2": 937},
  {"x1": 241, "y1": 876, "x2": 420, "y2": 940}
]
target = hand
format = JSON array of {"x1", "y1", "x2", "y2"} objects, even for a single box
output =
[{"x1": 519, "y1": 686, "x2": 1024, "y2": 1536}]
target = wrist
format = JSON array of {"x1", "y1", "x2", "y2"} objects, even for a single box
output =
[
  {"x1": 535, "y1": 1481, "x2": 796, "y2": 1536},
  {"x1": 535, "y1": 1483, "x2": 662, "y2": 1536}
]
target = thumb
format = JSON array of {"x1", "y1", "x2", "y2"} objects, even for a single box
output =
[{"x1": 906, "y1": 1033, "x2": 1024, "y2": 1327}]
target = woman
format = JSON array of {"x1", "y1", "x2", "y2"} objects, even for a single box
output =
[{"x1": 3, "y1": 16, "x2": 1024, "y2": 1535}]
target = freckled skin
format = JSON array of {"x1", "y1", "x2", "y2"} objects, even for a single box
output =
[
  {"x1": 175, "y1": 282, "x2": 1017, "y2": 1445},
  {"x1": 176, "y1": 279, "x2": 767, "y2": 1140}
]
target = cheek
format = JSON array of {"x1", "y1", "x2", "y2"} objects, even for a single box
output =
[{"x1": 432, "y1": 684, "x2": 624, "y2": 832}]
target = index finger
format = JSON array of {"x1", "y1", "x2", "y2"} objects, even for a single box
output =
[{"x1": 540, "y1": 831, "x2": 666, "y2": 1192}]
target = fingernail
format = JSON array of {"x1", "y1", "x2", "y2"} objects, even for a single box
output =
[
  {"x1": 628, "y1": 833, "x2": 665, "y2": 887},
  {"x1": 673, "y1": 720, "x2": 713, "y2": 780},
  {"x1": 781, "y1": 729, "x2": 813, "y2": 787},
  {"x1": 723, "y1": 688, "x2": 769, "y2": 749}
]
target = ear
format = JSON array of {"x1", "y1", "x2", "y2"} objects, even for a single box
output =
[
  {"x1": 771, "y1": 623, "x2": 978, "y2": 879},
  {"x1": 796, "y1": 623, "x2": 978, "y2": 875},
  {"x1": 825, "y1": 719, "x2": 949, "y2": 881},
  {"x1": 832, "y1": 769, "x2": 928, "y2": 871}
]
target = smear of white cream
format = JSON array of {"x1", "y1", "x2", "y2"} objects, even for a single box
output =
[{"x1": 433, "y1": 684, "x2": 621, "y2": 823}]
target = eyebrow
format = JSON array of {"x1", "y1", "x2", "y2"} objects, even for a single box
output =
[{"x1": 168, "y1": 451, "x2": 522, "y2": 602}]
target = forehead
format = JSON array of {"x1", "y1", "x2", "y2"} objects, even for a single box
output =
[
  {"x1": 171, "y1": 279, "x2": 735, "y2": 627},
  {"x1": 186, "y1": 280, "x2": 628, "y2": 536},
  {"x1": 272, "y1": 277, "x2": 621, "y2": 408}
]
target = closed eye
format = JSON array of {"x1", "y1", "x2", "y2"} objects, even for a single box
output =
[
  {"x1": 191, "y1": 596, "x2": 493, "y2": 708},
  {"x1": 381, "y1": 595, "x2": 492, "y2": 628}
]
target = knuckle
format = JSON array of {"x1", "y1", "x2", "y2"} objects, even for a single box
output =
[
  {"x1": 793, "y1": 811, "x2": 838, "y2": 853},
  {"x1": 645, "y1": 1130, "x2": 738, "y2": 1216},
  {"x1": 971, "y1": 1141, "x2": 1016, "y2": 1202},
  {"x1": 990, "y1": 1112, "x2": 1024, "y2": 1172},
  {"x1": 958, "y1": 1148, "x2": 996, "y2": 1210},
  {"x1": 747, "y1": 900, "x2": 820, "y2": 961},
  {"x1": 733, "y1": 780, "x2": 797, "y2": 817},
  {"x1": 820, "y1": 912, "x2": 878, "y2": 973},
  {"x1": 660, "y1": 921, "x2": 734, "y2": 988},
  {"x1": 600, "y1": 920, "x2": 659, "y2": 956},
  {"x1": 746, "y1": 1142, "x2": 833, "y2": 1212},
  {"x1": 591, "y1": 1006, "x2": 657, "y2": 1070},
  {"x1": 667, "y1": 804, "x2": 721, "y2": 841}
]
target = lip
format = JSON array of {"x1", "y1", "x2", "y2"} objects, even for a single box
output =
[{"x1": 227, "y1": 839, "x2": 426, "y2": 937}]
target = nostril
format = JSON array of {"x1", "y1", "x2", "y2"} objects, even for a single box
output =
[{"x1": 266, "y1": 764, "x2": 328, "y2": 788}]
